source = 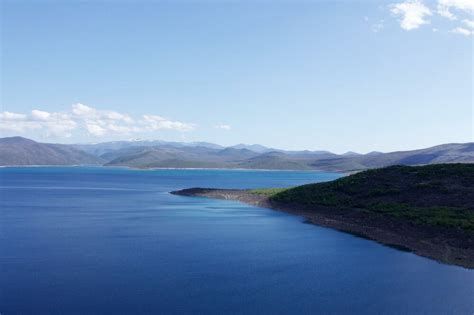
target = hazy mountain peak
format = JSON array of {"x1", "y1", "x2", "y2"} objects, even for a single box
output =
[
  {"x1": 230, "y1": 143, "x2": 272, "y2": 153},
  {"x1": 342, "y1": 151, "x2": 361, "y2": 156}
]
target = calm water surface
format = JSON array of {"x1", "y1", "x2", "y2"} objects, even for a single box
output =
[{"x1": 0, "y1": 167, "x2": 473, "y2": 314}]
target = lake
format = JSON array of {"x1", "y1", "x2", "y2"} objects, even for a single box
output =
[{"x1": 1, "y1": 167, "x2": 473, "y2": 314}]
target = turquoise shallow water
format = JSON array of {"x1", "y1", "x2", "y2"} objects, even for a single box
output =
[{"x1": 0, "y1": 167, "x2": 473, "y2": 314}]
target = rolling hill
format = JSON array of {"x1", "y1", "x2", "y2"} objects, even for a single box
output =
[
  {"x1": 0, "y1": 137, "x2": 103, "y2": 166},
  {"x1": 1, "y1": 136, "x2": 473, "y2": 171}
]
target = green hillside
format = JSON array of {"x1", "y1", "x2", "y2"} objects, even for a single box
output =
[{"x1": 268, "y1": 164, "x2": 474, "y2": 231}]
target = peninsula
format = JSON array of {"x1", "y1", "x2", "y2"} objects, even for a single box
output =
[{"x1": 172, "y1": 164, "x2": 474, "y2": 269}]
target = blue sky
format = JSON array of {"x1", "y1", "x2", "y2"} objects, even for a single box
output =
[{"x1": 1, "y1": 0, "x2": 472, "y2": 153}]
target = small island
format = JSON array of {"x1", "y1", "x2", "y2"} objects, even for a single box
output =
[{"x1": 172, "y1": 164, "x2": 474, "y2": 269}]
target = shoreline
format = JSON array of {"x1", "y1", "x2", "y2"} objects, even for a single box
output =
[
  {"x1": 171, "y1": 188, "x2": 474, "y2": 269},
  {"x1": 0, "y1": 165, "x2": 349, "y2": 174}
]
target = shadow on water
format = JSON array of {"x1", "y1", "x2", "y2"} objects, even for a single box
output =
[{"x1": 302, "y1": 218, "x2": 413, "y2": 253}]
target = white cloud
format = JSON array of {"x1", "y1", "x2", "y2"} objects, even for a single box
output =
[
  {"x1": 0, "y1": 109, "x2": 76, "y2": 137},
  {"x1": 70, "y1": 103, "x2": 141, "y2": 137},
  {"x1": 72, "y1": 103, "x2": 133, "y2": 123},
  {"x1": 463, "y1": 19, "x2": 474, "y2": 28},
  {"x1": 0, "y1": 112, "x2": 27, "y2": 121},
  {"x1": 214, "y1": 124, "x2": 231, "y2": 130},
  {"x1": 437, "y1": 1, "x2": 474, "y2": 36},
  {"x1": 390, "y1": 0, "x2": 432, "y2": 30},
  {"x1": 72, "y1": 103, "x2": 95, "y2": 117},
  {"x1": 388, "y1": 0, "x2": 473, "y2": 37},
  {"x1": 142, "y1": 115, "x2": 195, "y2": 132},
  {"x1": 86, "y1": 124, "x2": 107, "y2": 137},
  {"x1": 0, "y1": 111, "x2": 41, "y2": 133},
  {"x1": 0, "y1": 104, "x2": 195, "y2": 138},
  {"x1": 450, "y1": 27, "x2": 473, "y2": 35},
  {"x1": 437, "y1": 4, "x2": 457, "y2": 19},
  {"x1": 437, "y1": 0, "x2": 474, "y2": 20},
  {"x1": 31, "y1": 110, "x2": 51, "y2": 120}
]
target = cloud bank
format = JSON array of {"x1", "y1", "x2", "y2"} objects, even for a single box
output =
[
  {"x1": 0, "y1": 103, "x2": 195, "y2": 138},
  {"x1": 390, "y1": 0, "x2": 474, "y2": 35},
  {"x1": 390, "y1": 0, "x2": 432, "y2": 30}
]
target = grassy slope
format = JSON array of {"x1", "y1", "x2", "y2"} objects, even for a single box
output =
[
  {"x1": 258, "y1": 164, "x2": 474, "y2": 231},
  {"x1": 250, "y1": 188, "x2": 289, "y2": 196}
]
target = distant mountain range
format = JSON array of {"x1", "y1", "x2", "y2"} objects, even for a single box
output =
[
  {"x1": 0, "y1": 137, "x2": 103, "y2": 166},
  {"x1": 1, "y1": 136, "x2": 473, "y2": 172}
]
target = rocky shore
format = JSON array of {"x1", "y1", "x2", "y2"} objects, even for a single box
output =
[{"x1": 171, "y1": 188, "x2": 474, "y2": 269}]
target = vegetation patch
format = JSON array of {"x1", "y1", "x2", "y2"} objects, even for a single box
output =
[
  {"x1": 250, "y1": 188, "x2": 289, "y2": 196},
  {"x1": 269, "y1": 164, "x2": 474, "y2": 231}
]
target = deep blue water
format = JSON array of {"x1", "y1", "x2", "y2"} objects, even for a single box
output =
[{"x1": 0, "y1": 167, "x2": 473, "y2": 314}]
